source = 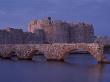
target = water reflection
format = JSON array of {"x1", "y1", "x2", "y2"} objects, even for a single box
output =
[{"x1": 0, "y1": 54, "x2": 109, "y2": 82}]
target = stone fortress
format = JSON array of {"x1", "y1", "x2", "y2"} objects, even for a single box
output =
[
  {"x1": 0, "y1": 17, "x2": 109, "y2": 63},
  {"x1": 0, "y1": 17, "x2": 96, "y2": 44}
]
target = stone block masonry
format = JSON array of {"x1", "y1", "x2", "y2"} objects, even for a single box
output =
[
  {"x1": 0, "y1": 17, "x2": 96, "y2": 44},
  {"x1": 0, "y1": 43, "x2": 106, "y2": 63}
]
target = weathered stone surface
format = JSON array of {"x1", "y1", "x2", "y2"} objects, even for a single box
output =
[
  {"x1": 0, "y1": 43, "x2": 106, "y2": 63},
  {"x1": 28, "y1": 17, "x2": 96, "y2": 43},
  {"x1": 0, "y1": 28, "x2": 24, "y2": 44},
  {"x1": 52, "y1": 21, "x2": 70, "y2": 43},
  {"x1": 0, "y1": 45, "x2": 13, "y2": 58},
  {"x1": 0, "y1": 17, "x2": 96, "y2": 44},
  {"x1": 70, "y1": 23, "x2": 95, "y2": 43}
]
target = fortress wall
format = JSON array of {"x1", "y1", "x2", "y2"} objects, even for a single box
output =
[
  {"x1": 52, "y1": 21, "x2": 70, "y2": 43},
  {"x1": 70, "y1": 23, "x2": 86, "y2": 43},
  {"x1": 28, "y1": 17, "x2": 53, "y2": 43},
  {"x1": 0, "y1": 30, "x2": 9, "y2": 44},
  {"x1": 23, "y1": 32, "x2": 36, "y2": 43},
  {"x1": 0, "y1": 17, "x2": 95, "y2": 44},
  {"x1": 0, "y1": 28, "x2": 24, "y2": 44},
  {"x1": 28, "y1": 17, "x2": 95, "y2": 43},
  {"x1": 69, "y1": 23, "x2": 95, "y2": 43},
  {"x1": 8, "y1": 28, "x2": 24, "y2": 44},
  {"x1": 83, "y1": 24, "x2": 95, "y2": 43},
  {"x1": 34, "y1": 29, "x2": 46, "y2": 43}
]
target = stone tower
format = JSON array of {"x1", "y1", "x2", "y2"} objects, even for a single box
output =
[
  {"x1": 52, "y1": 20, "x2": 70, "y2": 43},
  {"x1": 28, "y1": 17, "x2": 54, "y2": 43},
  {"x1": 70, "y1": 22, "x2": 95, "y2": 43}
]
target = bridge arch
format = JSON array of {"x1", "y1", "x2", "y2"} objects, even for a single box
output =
[
  {"x1": 29, "y1": 49, "x2": 46, "y2": 57},
  {"x1": 60, "y1": 44, "x2": 105, "y2": 63},
  {"x1": 28, "y1": 49, "x2": 47, "y2": 61},
  {"x1": 63, "y1": 48, "x2": 97, "y2": 63},
  {"x1": 64, "y1": 47, "x2": 93, "y2": 56},
  {"x1": 15, "y1": 47, "x2": 47, "y2": 60},
  {"x1": 0, "y1": 47, "x2": 13, "y2": 59}
]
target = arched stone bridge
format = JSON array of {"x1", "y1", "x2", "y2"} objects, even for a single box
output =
[{"x1": 0, "y1": 43, "x2": 106, "y2": 63}]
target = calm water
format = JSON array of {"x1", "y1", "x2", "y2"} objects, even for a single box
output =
[{"x1": 0, "y1": 54, "x2": 110, "y2": 82}]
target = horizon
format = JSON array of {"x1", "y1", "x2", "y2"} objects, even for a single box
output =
[{"x1": 0, "y1": 0, "x2": 110, "y2": 36}]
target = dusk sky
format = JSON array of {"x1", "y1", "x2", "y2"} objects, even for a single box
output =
[{"x1": 0, "y1": 0, "x2": 110, "y2": 36}]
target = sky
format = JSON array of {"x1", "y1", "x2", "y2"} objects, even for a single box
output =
[{"x1": 0, "y1": 0, "x2": 110, "y2": 36}]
